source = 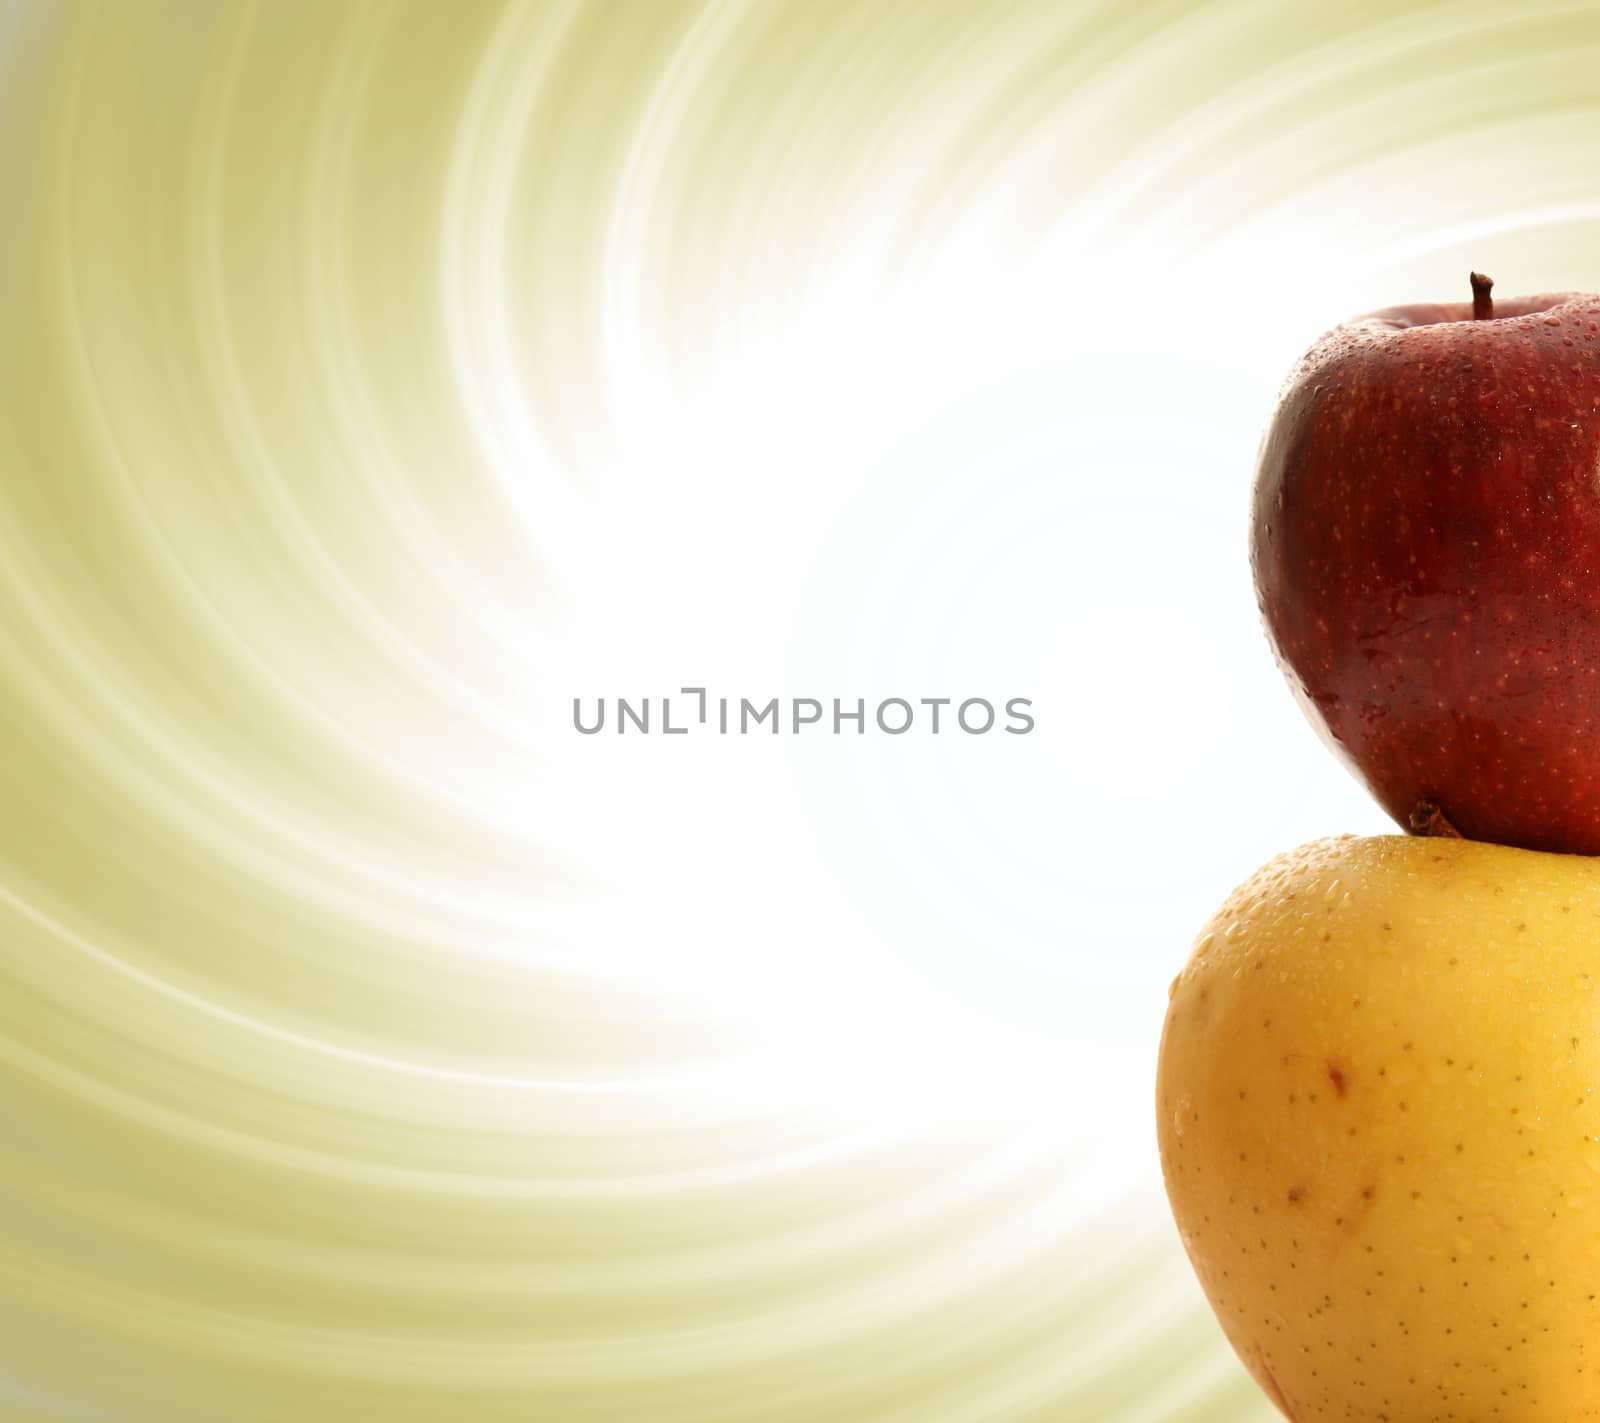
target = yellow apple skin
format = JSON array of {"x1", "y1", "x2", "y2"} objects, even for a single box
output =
[{"x1": 1157, "y1": 834, "x2": 1600, "y2": 1423}]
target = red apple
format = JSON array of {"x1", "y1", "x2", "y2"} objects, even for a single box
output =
[{"x1": 1252, "y1": 274, "x2": 1600, "y2": 854}]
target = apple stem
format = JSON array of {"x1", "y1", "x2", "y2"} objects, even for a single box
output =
[
  {"x1": 1470, "y1": 271, "x2": 1494, "y2": 320},
  {"x1": 1408, "y1": 800, "x2": 1464, "y2": 839}
]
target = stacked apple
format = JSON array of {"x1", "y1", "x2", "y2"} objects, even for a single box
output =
[{"x1": 1156, "y1": 275, "x2": 1600, "y2": 1423}]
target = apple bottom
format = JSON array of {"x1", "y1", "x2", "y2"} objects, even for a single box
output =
[
  {"x1": 1158, "y1": 834, "x2": 1600, "y2": 1423},
  {"x1": 1309, "y1": 671, "x2": 1600, "y2": 858}
]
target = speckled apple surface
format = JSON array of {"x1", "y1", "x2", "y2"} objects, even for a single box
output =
[
  {"x1": 1159, "y1": 834, "x2": 1600, "y2": 1423},
  {"x1": 1252, "y1": 290, "x2": 1600, "y2": 855}
]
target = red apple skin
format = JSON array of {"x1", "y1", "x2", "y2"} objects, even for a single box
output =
[{"x1": 1252, "y1": 289, "x2": 1600, "y2": 854}]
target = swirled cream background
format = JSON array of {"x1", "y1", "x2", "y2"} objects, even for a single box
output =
[{"x1": 1, "y1": 1, "x2": 1596, "y2": 1419}]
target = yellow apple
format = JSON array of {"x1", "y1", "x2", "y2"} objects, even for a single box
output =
[{"x1": 1158, "y1": 834, "x2": 1600, "y2": 1422}]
